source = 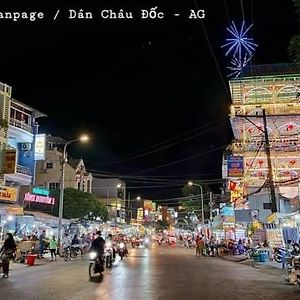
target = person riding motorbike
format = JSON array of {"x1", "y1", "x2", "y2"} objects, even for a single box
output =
[
  {"x1": 106, "y1": 234, "x2": 116, "y2": 260},
  {"x1": 90, "y1": 231, "x2": 105, "y2": 258}
]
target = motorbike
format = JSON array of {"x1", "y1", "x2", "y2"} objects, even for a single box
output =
[
  {"x1": 118, "y1": 242, "x2": 126, "y2": 260},
  {"x1": 104, "y1": 241, "x2": 114, "y2": 267},
  {"x1": 88, "y1": 251, "x2": 104, "y2": 279},
  {"x1": 143, "y1": 237, "x2": 150, "y2": 248},
  {"x1": 70, "y1": 243, "x2": 88, "y2": 259}
]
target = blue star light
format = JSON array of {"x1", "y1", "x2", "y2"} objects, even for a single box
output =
[{"x1": 221, "y1": 21, "x2": 258, "y2": 78}]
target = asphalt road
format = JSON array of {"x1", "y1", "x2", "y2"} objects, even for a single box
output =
[{"x1": 0, "y1": 244, "x2": 300, "y2": 300}]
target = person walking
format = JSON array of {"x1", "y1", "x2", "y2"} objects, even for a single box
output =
[
  {"x1": 38, "y1": 230, "x2": 46, "y2": 258},
  {"x1": 0, "y1": 232, "x2": 17, "y2": 278},
  {"x1": 49, "y1": 236, "x2": 58, "y2": 261}
]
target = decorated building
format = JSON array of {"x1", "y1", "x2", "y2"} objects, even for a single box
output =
[{"x1": 224, "y1": 64, "x2": 300, "y2": 236}]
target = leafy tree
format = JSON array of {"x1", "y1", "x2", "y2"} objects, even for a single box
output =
[
  {"x1": 49, "y1": 188, "x2": 108, "y2": 221},
  {"x1": 289, "y1": 0, "x2": 300, "y2": 63}
]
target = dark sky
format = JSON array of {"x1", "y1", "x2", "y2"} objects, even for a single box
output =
[{"x1": 0, "y1": 1, "x2": 298, "y2": 200}]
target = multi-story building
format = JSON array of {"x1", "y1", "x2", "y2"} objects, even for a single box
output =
[
  {"x1": 92, "y1": 177, "x2": 126, "y2": 224},
  {"x1": 224, "y1": 64, "x2": 300, "y2": 225},
  {"x1": 35, "y1": 135, "x2": 93, "y2": 193}
]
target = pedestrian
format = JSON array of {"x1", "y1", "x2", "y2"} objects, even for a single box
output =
[
  {"x1": 0, "y1": 232, "x2": 17, "y2": 278},
  {"x1": 38, "y1": 230, "x2": 47, "y2": 258},
  {"x1": 49, "y1": 235, "x2": 58, "y2": 261}
]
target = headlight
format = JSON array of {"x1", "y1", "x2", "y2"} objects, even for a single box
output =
[
  {"x1": 145, "y1": 238, "x2": 149, "y2": 243},
  {"x1": 119, "y1": 242, "x2": 125, "y2": 249},
  {"x1": 89, "y1": 252, "x2": 97, "y2": 260}
]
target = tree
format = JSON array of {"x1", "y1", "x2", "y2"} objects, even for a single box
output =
[
  {"x1": 289, "y1": 0, "x2": 300, "y2": 63},
  {"x1": 50, "y1": 188, "x2": 108, "y2": 221}
]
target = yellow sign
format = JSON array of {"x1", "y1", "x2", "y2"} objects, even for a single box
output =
[
  {"x1": 267, "y1": 213, "x2": 277, "y2": 224},
  {"x1": 137, "y1": 208, "x2": 144, "y2": 220},
  {"x1": 230, "y1": 187, "x2": 243, "y2": 202},
  {"x1": 6, "y1": 207, "x2": 23, "y2": 215},
  {"x1": 0, "y1": 186, "x2": 18, "y2": 202},
  {"x1": 3, "y1": 150, "x2": 16, "y2": 174}
]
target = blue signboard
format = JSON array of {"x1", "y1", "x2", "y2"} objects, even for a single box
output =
[{"x1": 227, "y1": 155, "x2": 244, "y2": 177}]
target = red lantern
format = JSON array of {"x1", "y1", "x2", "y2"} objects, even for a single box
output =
[{"x1": 229, "y1": 181, "x2": 237, "y2": 191}]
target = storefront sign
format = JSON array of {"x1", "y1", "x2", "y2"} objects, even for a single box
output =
[
  {"x1": 32, "y1": 186, "x2": 49, "y2": 196},
  {"x1": 6, "y1": 207, "x2": 23, "y2": 215},
  {"x1": 34, "y1": 134, "x2": 46, "y2": 161},
  {"x1": 3, "y1": 150, "x2": 16, "y2": 174},
  {"x1": 227, "y1": 155, "x2": 244, "y2": 177},
  {"x1": 24, "y1": 192, "x2": 55, "y2": 205},
  {"x1": 0, "y1": 186, "x2": 18, "y2": 202},
  {"x1": 137, "y1": 208, "x2": 143, "y2": 221}
]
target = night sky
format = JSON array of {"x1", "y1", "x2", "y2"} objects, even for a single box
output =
[{"x1": 0, "y1": 1, "x2": 298, "y2": 200}]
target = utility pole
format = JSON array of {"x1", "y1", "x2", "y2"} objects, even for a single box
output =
[
  {"x1": 209, "y1": 192, "x2": 213, "y2": 223},
  {"x1": 262, "y1": 109, "x2": 277, "y2": 213}
]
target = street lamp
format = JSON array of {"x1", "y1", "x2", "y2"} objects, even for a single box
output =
[
  {"x1": 58, "y1": 134, "x2": 89, "y2": 247},
  {"x1": 188, "y1": 181, "x2": 204, "y2": 225}
]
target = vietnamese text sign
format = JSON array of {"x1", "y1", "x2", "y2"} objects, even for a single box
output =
[
  {"x1": 3, "y1": 150, "x2": 16, "y2": 174},
  {"x1": 24, "y1": 192, "x2": 55, "y2": 205},
  {"x1": 0, "y1": 186, "x2": 18, "y2": 202},
  {"x1": 34, "y1": 134, "x2": 46, "y2": 161},
  {"x1": 32, "y1": 186, "x2": 49, "y2": 196},
  {"x1": 227, "y1": 155, "x2": 244, "y2": 177},
  {"x1": 6, "y1": 207, "x2": 23, "y2": 215}
]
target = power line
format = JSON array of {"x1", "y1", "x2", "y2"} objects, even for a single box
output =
[{"x1": 133, "y1": 144, "x2": 226, "y2": 175}]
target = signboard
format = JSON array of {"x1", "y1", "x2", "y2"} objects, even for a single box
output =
[
  {"x1": 6, "y1": 207, "x2": 23, "y2": 215},
  {"x1": 0, "y1": 186, "x2": 18, "y2": 202},
  {"x1": 230, "y1": 187, "x2": 243, "y2": 202},
  {"x1": 144, "y1": 200, "x2": 152, "y2": 211},
  {"x1": 137, "y1": 208, "x2": 143, "y2": 221},
  {"x1": 3, "y1": 150, "x2": 16, "y2": 174},
  {"x1": 34, "y1": 134, "x2": 46, "y2": 161},
  {"x1": 263, "y1": 203, "x2": 272, "y2": 210},
  {"x1": 32, "y1": 186, "x2": 49, "y2": 196},
  {"x1": 227, "y1": 155, "x2": 244, "y2": 177},
  {"x1": 222, "y1": 206, "x2": 235, "y2": 224},
  {"x1": 24, "y1": 192, "x2": 55, "y2": 205}
]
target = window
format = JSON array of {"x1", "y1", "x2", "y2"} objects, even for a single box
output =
[
  {"x1": 78, "y1": 182, "x2": 81, "y2": 190},
  {"x1": 87, "y1": 180, "x2": 90, "y2": 191},
  {"x1": 46, "y1": 162, "x2": 53, "y2": 169},
  {"x1": 49, "y1": 182, "x2": 60, "y2": 190}
]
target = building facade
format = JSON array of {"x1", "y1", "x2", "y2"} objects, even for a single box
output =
[
  {"x1": 92, "y1": 177, "x2": 126, "y2": 224},
  {"x1": 35, "y1": 135, "x2": 93, "y2": 193},
  {"x1": 224, "y1": 64, "x2": 300, "y2": 226}
]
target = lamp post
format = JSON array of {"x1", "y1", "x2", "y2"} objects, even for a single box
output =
[
  {"x1": 188, "y1": 181, "x2": 204, "y2": 225},
  {"x1": 57, "y1": 134, "x2": 89, "y2": 247}
]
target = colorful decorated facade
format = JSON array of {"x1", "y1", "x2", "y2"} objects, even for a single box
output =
[{"x1": 225, "y1": 64, "x2": 300, "y2": 225}]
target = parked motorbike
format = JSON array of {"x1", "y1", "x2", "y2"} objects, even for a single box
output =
[{"x1": 88, "y1": 251, "x2": 104, "y2": 279}]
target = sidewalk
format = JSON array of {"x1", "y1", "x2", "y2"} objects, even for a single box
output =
[
  {"x1": 10, "y1": 253, "x2": 64, "y2": 272},
  {"x1": 219, "y1": 254, "x2": 285, "y2": 275}
]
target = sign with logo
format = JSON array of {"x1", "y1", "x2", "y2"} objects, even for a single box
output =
[
  {"x1": 3, "y1": 150, "x2": 16, "y2": 174},
  {"x1": 227, "y1": 155, "x2": 244, "y2": 177},
  {"x1": 24, "y1": 192, "x2": 55, "y2": 205},
  {"x1": 34, "y1": 134, "x2": 46, "y2": 161},
  {"x1": 0, "y1": 186, "x2": 18, "y2": 202}
]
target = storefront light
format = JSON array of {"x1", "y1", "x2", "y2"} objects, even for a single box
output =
[{"x1": 7, "y1": 215, "x2": 13, "y2": 221}]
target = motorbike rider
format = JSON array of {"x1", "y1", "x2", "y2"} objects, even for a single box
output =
[
  {"x1": 90, "y1": 230, "x2": 105, "y2": 257},
  {"x1": 106, "y1": 234, "x2": 116, "y2": 260}
]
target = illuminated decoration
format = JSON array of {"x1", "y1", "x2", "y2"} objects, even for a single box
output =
[
  {"x1": 32, "y1": 186, "x2": 49, "y2": 196},
  {"x1": 226, "y1": 64, "x2": 300, "y2": 191},
  {"x1": 221, "y1": 21, "x2": 258, "y2": 78}
]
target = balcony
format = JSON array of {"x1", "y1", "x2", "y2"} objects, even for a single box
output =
[{"x1": 9, "y1": 118, "x2": 33, "y2": 133}]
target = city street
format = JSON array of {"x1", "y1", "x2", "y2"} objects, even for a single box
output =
[{"x1": 0, "y1": 244, "x2": 300, "y2": 300}]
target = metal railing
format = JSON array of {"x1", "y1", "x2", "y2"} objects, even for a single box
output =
[{"x1": 9, "y1": 118, "x2": 33, "y2": 133}]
